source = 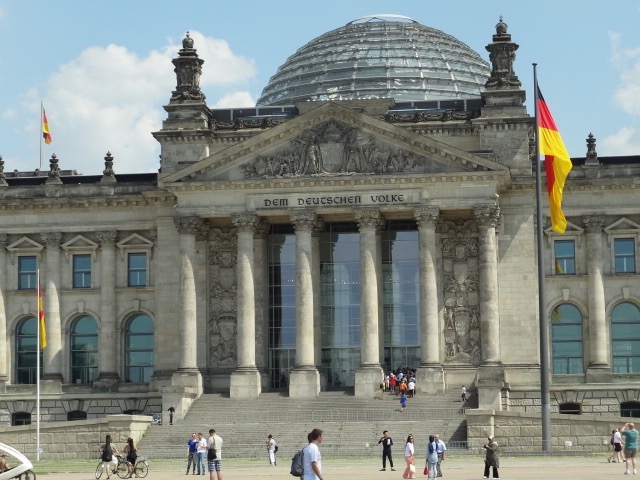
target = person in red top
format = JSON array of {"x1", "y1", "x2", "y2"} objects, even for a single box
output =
[{"x1": 389, "y1": 374, "x2": 396, "y2": 394}]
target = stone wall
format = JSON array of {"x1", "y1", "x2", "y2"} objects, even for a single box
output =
[
  {"x1": 0, "y1": 414, "x2": 152, "y2": 460},
  {"x1": 467, "y1": 409, "x2": 628, "y2": 452},
  {"x1": 503, "y1": 388, "x2": 640, "y2": 415}
]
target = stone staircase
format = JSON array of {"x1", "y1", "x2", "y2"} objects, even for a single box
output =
[{"x1": 138, "y1": 389, "x2": 476, "y2": 461}]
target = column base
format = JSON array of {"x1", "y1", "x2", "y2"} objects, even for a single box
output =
[
  {"x1": 586, "y1": 365, "x2": 611, "y2": 383},
  {"x1": 40, "y1": 377, "x2": 63, "y2": 394},
  {"x1": 354, "y1": 365, "x2": 384, "y2": 398},
  {"x1": 0, "y1": 377, "x2": 7, "y2": 394},
  {"x1": 289, "y1": 367, "x2": 320, "y2": 399},
  {"x1": 172, "y1": 368, "x2": 203, "y2": 396},
  {"x1": 230, "y1": 368, "x2": 261, "y2": 399},
  {"x1": 416, "y1": 364, "x2": 445, "y2": 395},
  {"x1": 93, "y1": 372, "x2": 120, "y2": 392},
  {"x1": 476, "y1": 364, "x2": 505, "y2": 411}
]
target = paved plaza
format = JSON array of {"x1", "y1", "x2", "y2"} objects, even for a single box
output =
[{"x1": 27, "y1": 456, "x2": 634, "y2": 480}]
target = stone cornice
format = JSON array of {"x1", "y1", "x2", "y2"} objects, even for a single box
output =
[{"x1": 508, "y1": 176, "x2": 640, "y2": 192}]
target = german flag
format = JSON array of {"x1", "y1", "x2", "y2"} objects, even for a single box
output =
[
  {"x1": 537, "y1": 86, "x2": 572, "y2": 234},
  {"x1": 38, "y1": 286, "x2": 47, "y2": 350},
  {"x1": 42, "y1": 108, "x2": 52, "y2": 145}
]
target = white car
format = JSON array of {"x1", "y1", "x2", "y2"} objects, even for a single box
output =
[{"x1": 0, "y1": 443, "x2": 35, "y2": 480}]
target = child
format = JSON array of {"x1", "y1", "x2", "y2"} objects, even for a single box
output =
[{"x1": 400, "y1": 392, "x2": 407, "y2": 412}]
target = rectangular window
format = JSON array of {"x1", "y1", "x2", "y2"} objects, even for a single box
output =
[
  {"x1": 18, "y1": 256, "x2": 37, "y2": 290},
  {"x1": 72, "y1": 254, "x2": 92, "y2": 288},
  {"x1": 614, "y1": 238, "x2": 636, "y2": 273},
  {"x1": 554, "y1": 240, "x2": 576, "y2": 275},
  {"x1": 128, "y1": 253, "x2": 147, "y2": 287}
]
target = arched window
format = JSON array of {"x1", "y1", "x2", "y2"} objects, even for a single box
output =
[
  {"x1": 611, "y1": 302, "x2": 640, "y2": 373},
  {"x1": 124, "y1": 314, "x2": 154, "y2": 383},
  {"x1": 558, "y1": 402, "x2": 581, "y2": 415},
  {"x1": 67, "y1": 410, "x2": 87, "y2": 421},
  {"x1": 551, "y1": 304, "x2": 583, "y2": 374},
  {"x1": 70, "y1": 315, "x2": 99, "y2": 384},
  {"x1": 15, "y1": 317, "x2": 43, "y2": 384},
  {"x1": 12, "y1": 412, "x2": 31, "y2": 426},
  {"x1": 620, "y1": 401, "x2": 640, "y2": 418}
]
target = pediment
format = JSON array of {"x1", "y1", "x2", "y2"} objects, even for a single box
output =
[
  {"x1": 116, "y1": 233, "x2": 154, "y2": 249},
  {"x1": 160, "y1": 102, "x2": 509, "y2": 184},
  {"x1": 6, "y1": 236, "x2": 44, "y2": 252},
  {"x1": 604, "y1": 217, "x2": 640, "y2": 234},
  {"x1": 545, "y1": 221, "x2": 584, "y2": 237},
  {"x1": 61, "y1": 235, "x2": 99, "y2": 251}
]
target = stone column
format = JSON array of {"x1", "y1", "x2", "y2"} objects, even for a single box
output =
[
  {"x1": 41, "y1": 232, "x2": 63, "y2": 390},
  {"x1": 289, "y1": 211, "x2": 321, "y2": 398},
  {"x1": 229, "y1": 213, "x2": 261, "y2": 398},
  {"x1": 354, "y1": 208, "x2": 384, "y2": 397},
  {"x1": 171, "y1": 216, "x2": 205, "y2": 395},
  {"x1": 0, "y1": 234, "x2": 7, "y2": 392},
  {"x1": 414, "y1": 207, "x2": 445, "y2": 394},
  {"x1": 473, "y1": 205, "x2": 504, "y2": 410},
  {"x1": 583, "y1": 214, "x2": 609, "y2": 379},
  {"x1": 94, "y1": 230, "x2": 118, "y2": 391}
]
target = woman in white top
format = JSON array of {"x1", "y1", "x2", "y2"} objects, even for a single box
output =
[{"x1": 402, "y1": 434, "x2": 416, "y2": 479}]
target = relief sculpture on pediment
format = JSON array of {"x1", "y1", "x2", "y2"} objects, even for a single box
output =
[
  {"x1": 208, "y1": 228, "x2": 238, "y2": 368},
  {"x1": 244, "y1": 120, "x2": 427, "y2": 178},
  {"x1": 441, "y1": 220, "x2": 481, "y2": 364}
]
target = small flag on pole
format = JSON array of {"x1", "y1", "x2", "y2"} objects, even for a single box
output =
[
  {"x1": 536, "y1": 86, "x2": 572, "y2": 234},
  {"x1": 42, "y1": 108, "x2": 52, "y2": 145},
  {"x1": 38, "y1": 286, "x2": 47, "y2": 350}
]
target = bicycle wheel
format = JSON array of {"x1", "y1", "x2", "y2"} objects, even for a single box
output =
[
  {"x1": 21, "y1": 470, "x2": 37, "y2": 480},
  {"x1": 95, "y1": 463, "x2": 104, "y2": 479},
  {"x1": 116, "y1": 461, "x2": 129, "y2": 479},
  {"x1": 134, "y1": 461, "x2": 149, "y2": 478}
]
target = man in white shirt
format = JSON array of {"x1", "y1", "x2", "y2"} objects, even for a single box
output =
[
  {"x1": 207, "y1": 429, "x2": 223, "y2": 480},
  {"x1": 196, "y1": 432, "x2": 208, "y2": 475},
  {"x1": 303, "y1": 428, "x2": 324, "y2": 480},
  {"x1": 266, "y1": 434, "x2": 277, "y2": 466}
]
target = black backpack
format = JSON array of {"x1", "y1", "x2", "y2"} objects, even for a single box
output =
[
  {"x1": 290, "y1": 448, "x2": 304, "y2": 477},
  {"x1": 101, "y1": 444, "x2": 113, "y2": 462}
]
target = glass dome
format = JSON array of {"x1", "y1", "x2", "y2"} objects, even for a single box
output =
[{"x1": 256, "y1": 15, "x2": 490, "y2": 107}]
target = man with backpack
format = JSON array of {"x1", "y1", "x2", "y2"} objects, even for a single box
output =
[{"x1": 291, "y1": 428, "x2": 324, "y2": 480}]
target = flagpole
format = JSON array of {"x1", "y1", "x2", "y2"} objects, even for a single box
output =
[
  {"x1": 40, "y1": 101, "x2": 43, "y2": 171},
  {"x1": 533, "y1": 63, "x2": 552, "y2": 452},
  {"x1": 36, "y1": 269, "x2": 41, "y2": 462}
]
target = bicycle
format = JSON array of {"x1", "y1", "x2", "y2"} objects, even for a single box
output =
[{"x1": 94, "y1": 455, "x2": 127, "y2": 479}]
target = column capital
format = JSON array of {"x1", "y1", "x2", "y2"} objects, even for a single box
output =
[
  {"x1": 290, "y1": 210, "x2": 323, "y2": 233},
  {"x1": 414, "y1": 206, "x2": 440, "y2": 228},
  {"x1": 355, "y1": 208, "x2": 384, "y2": 231},
  {"x1": 174, "y1": 215, "x2": 204, "y2": 235},
  {"x1": 0, "y1": 233, "x2": 6, "y2": 248},
  {"x1": 583, "y1": 214, "x2": 606, "y2": 233},
  {"x1": 231, "y1": 213, "x2": 260, "y2": 233},
  {"x1": 40, "y1": 232, "x2": 62, "y2": 247},
  {"x1": 473, "y1": 205, "x2": 500, "y2": 228},
  {"x1": 96, "y1": 230, "x2": 117, "y2": 246}
]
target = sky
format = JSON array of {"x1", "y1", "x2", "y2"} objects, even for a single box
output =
[{"x1": 1, "y1": 0, "x2": 639, "y2": 175}]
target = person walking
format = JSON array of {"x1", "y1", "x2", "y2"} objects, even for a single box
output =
[
  {"x1": 122, "y1": 437, "x2": 137, "y2": 479},
  {"x1": 482, "y1": 436, "x2": 499, "y2": 479},
  {"x1": 207, "y1": 428, "x2": 223, "y2": 480},
  {"x1": 461, "y1": 386, "x2": 467, "y2": 402},
  {"x1": 402, "y1": 434, "x2": 415, "y2": 479},
  {"x1": 303, "y1": 428, "x2": 324, "y2": 480},
  {"x1": 425, "y1": 435, "x2": 438, "y2": 480},
  {"x1": 399, "y1": 392, "x2": 407, "y2": 412},
  {"x1": 608, "y1": 428, "x2": 624, "y2": 464},
  {"x1": 377, "y1": 430, "x2": 395, "y2": 471},
  {"x1": 434, "y1": 434, "x2": 446, "y2": 477},
  {"x1": 266, "y1": 434, "x2": 277, "y2": 466},
  {"x1": 187, "y1": 433, "x2": 198, "y2": 475},
  {"x1": 196, "y1": 432, "x2": 207, "y2": 475},
  {"x1": 621, "y1": 422, "x2": 638, "y2": 475}
]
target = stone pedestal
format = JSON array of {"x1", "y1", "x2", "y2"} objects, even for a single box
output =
[
  {"x1": 172, "y1": 368, "x2": 203, "y2": 396},
  {"x1": 354, "y1": 365, "x2": 384, "y2": 398},
  {"x1": 289, "y1": 368, "x2": 320, "y2": 399},
  {"x1": 585, "y1": 366, "x2": 611, "y2": 383},
  {"x1": 416, "y1": 365, "x2": 445, "y2": 394},
  {"x1": 230, "y1": 368, "x2": 261, "y2": 399},
  {"x1": 40, "y1": 378, "x2": 63, "y2": 394},
  {"x1": 93, "y1": 372, "x2": 119, "y2": 393},
  {"x1": 477, "y1": 364, "x2": 505, "y2": 411}
]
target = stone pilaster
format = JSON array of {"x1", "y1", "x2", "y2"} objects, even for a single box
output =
[
  {"x1": 40, "y1": 232, "x2": 63, "y2": 390},
  {"x1": 473, "y1": 205, "x2": 504, "y2": 410},
  {"x1": 229, "y1": 213, "x2": 261, "y2": 398},
  {"x1": 289, "y1": 210, "x2": 322, "y2": 398},
  {"x1": 94, "y1": 230, "x2": 119, "y2": 391},
  {"x1": 0, "y1": 234, "x2": 7, "y2": 392},
  {"x1": 354, "y1": 208, "x2": 384, "y2": 397},
  {"x1": 171, "y1": 216, "x2": 205, "y2": 395},
  {"x1": 414, "y1": 207, "x2": 444, "y2": 394},
  {"x1": 583, "y1": 214, "x2": 609, "y2": 379}
]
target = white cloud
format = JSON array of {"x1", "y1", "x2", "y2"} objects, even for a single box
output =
[
  {"x1": 212, "y1": 91, "x2": 256, "y2": 108},
  {"x1": 601, "y1": 127, "x2": 640, "y2": 155},
  {"x1": 27, "y1": 30, "x2": 258, "y2": 175}
]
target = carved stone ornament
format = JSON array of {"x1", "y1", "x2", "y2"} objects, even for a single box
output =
[
  {"x1": 208, "y1": 228, "x2": 238, "y2": 368},
  {"x1": 440, "y1": 220, "x2": 481, "y2": 364},
  {"x1": 0, "y1": 233, "x2": 7, "y2": 248},
  {"x1": 484, "y1": 16, "x2": 522, "y2": 88},
  {"x1": 290, "y1": 210, "x2": 320, "y2": 232},
  {"x1": 473, "y1": 205, "x2": 500, "y2": 228},
  {"x1": 244, "y1": 120, "x2": 429, "y2": 179},
  {"x1": 96, "y1": 230, "x2": 117, "y2": 247},
  {"x1": 355, "y1": 208, "x2": 385, "y2": 231},
  {"x1": 171, "y1": 31, "x2": 206, "y2": 102},
  {"x1": 174, "y1": 216, "x2": 204, "y2": 235},
  {"x1": 414, "y1": 206, "x2": 440, "y2": 228},
  {"x1": 40, "y1": 232, "x2": 62, "y2": 247},
  {"x1": 231, "y1": 213, "x2": 259, "y2": 233},
  {"x1": 583, "y1": 214, "x2": 606, "y2": 233}
]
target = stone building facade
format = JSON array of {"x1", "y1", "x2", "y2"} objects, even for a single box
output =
[{"x1": 0, "y1": 17, "x2": 639, "y2": 426}]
